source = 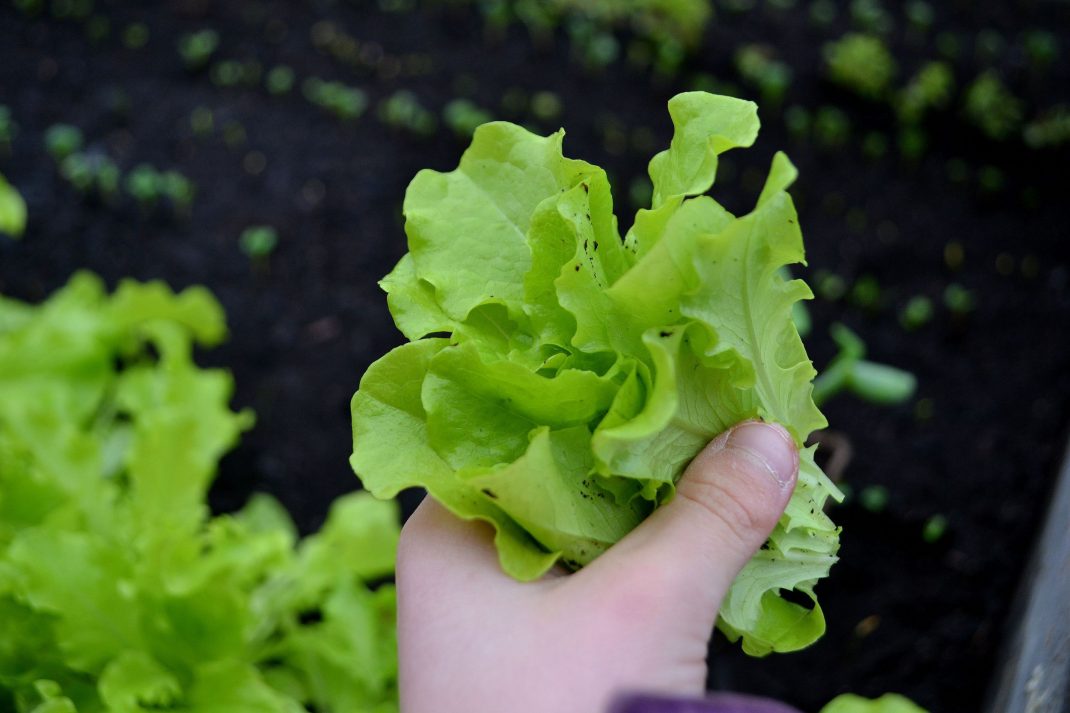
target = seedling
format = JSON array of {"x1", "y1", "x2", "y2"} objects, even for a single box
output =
[
  {"x1": 265, "y1": 65, "x2": 295, "y2": 95},
  {"x1": 823, "y1": 33, "x2": 897, "y2": 99},
  {"x1": 159, "y1": 170, "x2": 195, "y2": 212},
  {"x1": 898, "y1": 62, "x2": 954, "y2": 124},
  {"x1": 240, "y1": 225, "x2": 278, "y2": 260},
  {"x1": 813, "y1": 106, "x2": 851, "y2": 148},
  {"x1": 904, "y1": 0, "x2": 934, "y2": 32},
  {"x1": 303, "y1": 78, "x2": 368, "y2": 121},
  {"x1": 211, "y1": 60, "x2": 262, "y2": 88},
  {"x1": 849, "y1": 0, "x2": 892, "y2": 34},
  {"x1": 190, "y1": 106, "x2": 214, "y2": 136},
  {"x1": 125, "y1": 164, "x2": 161, "y2": 208},
  {"x1": 443, "y1": 99, "x2": 493, "y2": 139},
  {"x1": 815, "y1": 270, "x2": 847, "y2": 300},
  {"x1": 809, "y1": 0, "x2": 836, "y2": 27},
  {"x1": 922, "y1": 514, "x2": 948, "y2": 543},
  {"x1": 1023, "y1": 30, "x2": 1058, "y2": 70},
  {"x1": 849, "y1": 275, "x2": 881, "y2": 310},
  {"x1": 964, "y1": 72, "x2": 1023, "y2": 140},
  {"x1": 177, "y1": 29, "x2": 220, "y2": 71},
  {"x1": 122, "y1": 22, "x2": 149, "y2": 49},
  {"x1": 898, "y1": 126, "x2": 926, "y2": 161},
  {"x1": 784, "y1": 105, "x2": 810, "y2": 140},
  {"x1": 812, "y1": 323, "x2": 916, "y2": 406},
  {"x1": 735, "y1": 44, "x2": 792, "y2": 105},
  {"x1": 943, "y1": 283, "x2": 974, "y2": 315},
  {"x1": 44, "y1": 124, "x2": 84, "y2": 161},
  {"x1": 378, "y1": 91, "x2": 436, "y2": 136},
  {"x1": 899, "y1": 296, "x2": 933, "y2": 330},
  {"x1": 0, "y1": 172, "x2": 27, "y2": 238},
  {"x1": 1023, "y1": 106, "x2": 1070, "y2": 148},
  {"x1": 859, "y1": 485, "x2": 889, "y2": 513},
  {"x1": 530, "y1": 91, "x2": 562, "y2": 122},
  {"x1": 0, "y1": 105, "x2": 17, "y2": 150}
]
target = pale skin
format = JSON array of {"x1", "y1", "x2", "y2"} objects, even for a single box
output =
[{"x1": 396, "y1": 420, "x2": 800, "y2": 713}]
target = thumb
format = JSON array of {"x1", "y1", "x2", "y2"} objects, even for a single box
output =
[{"x1": 588, "y1": 420, "x2": 798, "y2": 625}]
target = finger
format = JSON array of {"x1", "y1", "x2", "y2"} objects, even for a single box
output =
[
  {"x1": 582, "y1": 420, "x2": 798, "y2": 627},
  {"x1": 396, "y1": 495, "x2": 512, "y2": 589}
]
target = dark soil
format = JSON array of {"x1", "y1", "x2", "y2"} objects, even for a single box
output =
[{"x1": 1, "y1": 2, "x2": 1068, "y2": 712}]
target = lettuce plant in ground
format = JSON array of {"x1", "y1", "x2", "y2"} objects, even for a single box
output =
[
  {"x1": 351, "y1": 91, "x2": 843, "y2": 656},
  {"x1": 0, "y1": 273, "x2": 400, "y2": 713}
]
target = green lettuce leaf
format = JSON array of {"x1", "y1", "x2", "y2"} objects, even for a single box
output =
[
  {"x1": 1, "y1": 274, "x2": 401, "y2": 712},
  {"x1": 351, "y1": 91, "x2": 843, "y2": 655},
  {"x1": 820, "y1": 693, "x2": 929, "y2": 713}
]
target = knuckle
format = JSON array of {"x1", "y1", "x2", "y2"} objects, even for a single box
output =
[{"x1": 677, "y1": 461, "x2": 778, "y2": 549}]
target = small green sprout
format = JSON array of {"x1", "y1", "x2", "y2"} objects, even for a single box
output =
[
  {"x1": 159, "y1": 171, "x2": 195, "y2": 212},
  {"x1": 59, "y1": 153, "x2": 94, "y2": 192},
  {"x1": 1023, "y1": 106, "x2": 1070, "y2": 149},
  {"x1": 530, "y1": 91, "x2": 562, "y2": 122},
  {"x1": 813, "y1": 106, "x2": 851, "y2": 148},
  {"x1": 784, "y1": 105, "x2": 810, "y2": 139},
  {"x1": 815, "y1": 270, "x2": 847, "y2": 300},
  {"x1": 809, "y1": 0, "x2": 837, "y2": 27},
  {"x1": 943, "y1": 283, "x2": 974, "y2": 314},
  {"x1": 899, "y1": 296, "x2": 933, "y2": 330},
  {"x1": 378, "y1": 91, "x2": 436, "y2": 136},
  {"x1": 904, "y1": 0, "x2": 934, "y2": 32},
  {"x1": 211, "y1": 60, "x2": 262, "y2": 88},
  {"x1": 0, "y1": 106, "x2": 17, "y2": 150},
  {"x1": 177, "y1": 29, "x2": 220, "y2": 71},
  {"x1": 628, "y1": 175, "x2": 654, "y2": 210},
  {"x1": 898, "y1": 126, "x2": 926, "y2": 161},
  {"x1": 735, "y1": 44, "x2": 792, "y2": 105},
  {"x1": 125, "y1": 164, "x2": 161, "y2": 207},
  {"x1": 859, "y1": 485, "x2": 889, "y2": 513},
  {"x1": 303, "y1": 78, "x2": 368, "y2": 121},
  {"x1": 443, "y1": 99, "x2": 493, "y2": 139},
  {"x1": 898, "y1": 61, "x2": 954, "y2": 124},
  {"x1": 813, "y1": 323, "x2": 916, "y2": 407},
  {"x1": 850, "y1": 0, "x2": 892, "y2": 34},
  {"x1": 190, "y1": 107, "x2": 214, "y2": 137},
  {"x1": 975, "y1": 28, "x2": 1005, "y2": 63},
  {"x1": 1023, "y1": 30, "x2": 1059, "y2": 69},
  {"x1": 266, "y1": 65, "x2": 296, "y2": 95},
  {"x1": 964, "y1": 72, "x2": 1023, "y2": 140},
  {"x1": 823, "y1": 33, "x2": 897, "y2": 100},
  {"x1": 85, "y1": 15, "x2": 110, "y2": 43},
  {"x1": 13, "y1": 0, "x2": 44, "y2": 16},
  {"x1": 0, "y1": 172, "x2": 27, "y2": 239},
  {"x1": 240, "y1": 225, "x2": 279, "y2": 260},
  {"x1": 44, "y1": 124, "x2": 84, "y2": 161},
  {"x1": 122, "y1": 22, "x2": 149, "y2": 49},
  {"x1": 849, "y1": 275, "x2": 881, "y2": 309},
  {"x1": 922, "y1": 514, "x2": 948, "y2": 543}
]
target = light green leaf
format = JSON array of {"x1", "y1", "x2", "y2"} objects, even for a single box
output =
[
  {"x1": 820, "y1": 693, "x2": 929, "y2": 713},
  {"x1": 0, "y1": 172, "x2": 27, "y2": 238}
]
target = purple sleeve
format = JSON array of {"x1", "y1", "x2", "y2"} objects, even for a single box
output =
[{"x1": 607, "y1": 692, "x2": 804, "y2": 713}]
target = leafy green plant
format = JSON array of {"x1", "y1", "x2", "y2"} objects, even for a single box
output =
[
  {"x1": 303, "y1": 78, "x2": 368, "y2": 121},
  {"x1": 0, "y1": 273, "x2": 400, "y2": 713},
  {"x1": 44, "y1": 124, "x2": 84, "y2": 161},
  {"x1": 823, "y1": 33, "x2": 897, "y2": 100},
  {"x1": 735, "y1": 44, "x2": 792, "y2": 105},
  {"x1": 443, "y1": 99, "x2": 493, "y2": 139},
  {"x1": 177, "y1": 29, "x2": 220, "y2": 71},
  {"x1": 351, "y1": 92, "x2": 843, "y2": 657},
  {"x1": 378, "y1": 91, "x2": 436, "y2": 136},
  {"x1": 1023, "y1": 105, "x2": 1070, "y2": 148},
  {"x1": 0, "y1": 172, "x2": 27, "y2": 238},
  {"x1": 240, "y1": 225, "x2": 279, "y2": 260},
  {"x1": 964, "y1": 71, "x2": 1023, "y2": 140},
  {"x1": 0, "y1": 106, "x2": 17, "y2": 151},
  {"x1": 812, "y1": 324, "x2": 916, "y2": 407},
  {"x1": 265, "y1": 65, "x2": 296, "y2": 96},
  {"x1": 897, "y1": 61, "x2": 954, "y2": 124}
]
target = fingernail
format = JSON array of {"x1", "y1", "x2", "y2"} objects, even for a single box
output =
[{"x1": 723, "y1": 421, "x2": 798, "y2": 488}]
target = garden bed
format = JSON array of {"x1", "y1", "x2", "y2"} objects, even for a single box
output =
[{"x1": 1, "y1": 2, "x2": 1068, "y2": 711}]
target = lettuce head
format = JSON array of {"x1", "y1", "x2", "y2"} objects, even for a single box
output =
[{"x1": 351, "y1": 91, "x2": 843, "y2": 656}]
